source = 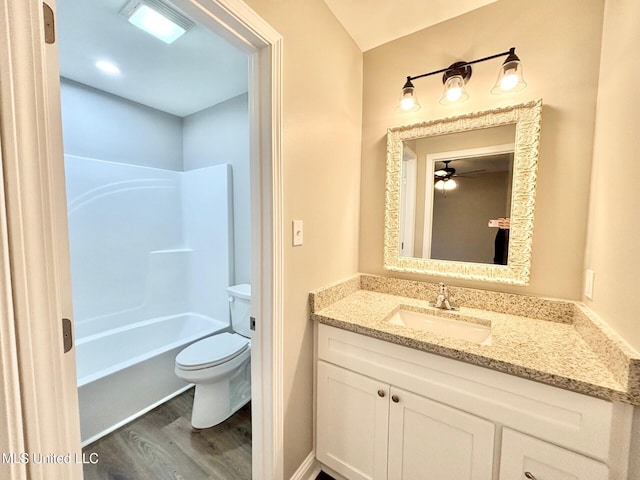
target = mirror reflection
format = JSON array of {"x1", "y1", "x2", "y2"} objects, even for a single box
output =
[{"x1": 399, "y1": 125, "x2": 516, "y2": 265}]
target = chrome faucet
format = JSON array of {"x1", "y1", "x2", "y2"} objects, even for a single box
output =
[{"x1": 434, "y1": 282, "x2": 455, "y2": 310}]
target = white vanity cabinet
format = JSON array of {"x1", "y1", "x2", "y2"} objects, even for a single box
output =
[
  {"x1": 316, "y1": 362, "x2": 389, "y2": 480},
  {"x1": 317, "y1": 361, "x2": 494, "y2": 480},
  {"x1": 386, "y1": 384, "x2": 494, "y2": 480},
  {"x1": 315, "y1": 324, "x2": 632, "y2": 480}
]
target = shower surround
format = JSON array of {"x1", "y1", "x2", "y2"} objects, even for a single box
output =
[{"x1": 65, "y1": 155, "x2": 233, "y2": 444}]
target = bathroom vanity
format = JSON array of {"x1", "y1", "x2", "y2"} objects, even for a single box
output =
[{"x1": 311, "y1": 275, "x2": 640, "y2": 480}]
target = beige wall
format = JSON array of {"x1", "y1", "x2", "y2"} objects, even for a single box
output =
[
  {"x1": 583, "y1": 0, "x2": 640, "y2": 475},
  {"x1": 241, "y1": 0, "x2": 363, "y2": 477},
  {"x1": 584, "y1": 0, "x2": 640, "y2": 353},
  {"x1": 360, "y1": 0, "x2": 605, "y2": 299}
]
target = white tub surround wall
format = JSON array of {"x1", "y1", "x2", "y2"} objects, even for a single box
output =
[
  {"x1": 182, "y1": 165, "x2": 234, "y2": 321},
  {"x1": 65, "y1": 156, "x2": 234, "y2": 443},
  {"x1": 65, "y1": 156, "x2": 233, "y2": 336}
]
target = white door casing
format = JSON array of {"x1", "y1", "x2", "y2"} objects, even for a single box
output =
[{"x1": 0, "y1": 1, "x2": 284, "y2": 479}]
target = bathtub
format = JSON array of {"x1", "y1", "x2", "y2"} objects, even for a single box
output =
[{"x1": 76, "y1": 313, "x2": 227, "y2": 445}]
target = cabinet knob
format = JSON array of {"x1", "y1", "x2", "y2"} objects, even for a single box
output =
[
  {"x1": 391, "y1": 395, "x2": 400, "y2": 403},
  {"x1": 377, "y1": 389, "x2": 385, "y2": 398},
  {"x1": 524, "y1": 473, "x2": 537, "y2": 480}
]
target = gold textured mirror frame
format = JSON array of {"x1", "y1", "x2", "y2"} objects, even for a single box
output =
[{"x1": 384, "y1": 99, "x2": 542, "y2": 285}]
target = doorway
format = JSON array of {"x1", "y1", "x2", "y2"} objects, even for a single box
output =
[{"x1": 0, "y1": 1, "x2": 283, "y2": 479}]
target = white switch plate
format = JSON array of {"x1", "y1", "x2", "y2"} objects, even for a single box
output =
[
  {"x1": 292, "y1": 220, "x2": 303, "y2": 246},
  {"x1": 584, "y1": 269, "x2": 595, "y2": 300}
]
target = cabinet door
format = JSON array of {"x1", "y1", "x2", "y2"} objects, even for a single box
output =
[
  {"x1": 499, "y1": 429, "x2": 609, "y2": 480},
  {"x1": 317, "y1": 361, "x2": 390, "y2": 480},
  {"x1": 387, "y1": 387, "x2": 495, "y2": 480}
]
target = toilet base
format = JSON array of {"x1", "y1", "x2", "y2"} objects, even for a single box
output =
[{"x1": 191, "y1": 359, "x2": 251, "y2": 429}]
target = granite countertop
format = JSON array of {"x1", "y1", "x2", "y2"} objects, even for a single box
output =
[{"x1": 310, "y1": 275, "x2": 640, "y2": 406}]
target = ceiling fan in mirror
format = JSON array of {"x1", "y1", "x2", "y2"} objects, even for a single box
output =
[{"x1": 434, "y1": 160, "x2": 486, "y2": 192}]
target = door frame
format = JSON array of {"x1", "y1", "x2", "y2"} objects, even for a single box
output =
[{"x1": 0, "y1": 1, "x2": 284, "y2": 479}]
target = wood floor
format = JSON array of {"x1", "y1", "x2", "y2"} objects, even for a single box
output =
[{"x1": 82, "y1": 388, "x2": 251, "y2": 480}]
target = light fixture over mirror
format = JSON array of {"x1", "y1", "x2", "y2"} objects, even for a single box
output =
[{"x1": 398, "y1": 47, "x2": 526, "y2": 111}]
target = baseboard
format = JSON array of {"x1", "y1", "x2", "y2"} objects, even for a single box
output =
[{"x1": 290, "y1": 451, "x2": 321, "y2": 480}]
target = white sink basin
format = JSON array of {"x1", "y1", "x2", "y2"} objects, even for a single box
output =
[{"x1": 386, "y1": 309, "x2": 491, "y2": 345}]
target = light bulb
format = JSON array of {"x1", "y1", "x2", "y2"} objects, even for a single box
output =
[
  {"x1": 397, "y1": 79, "x2": 421, "y2": 112},
  {"x1": 435, "y1": 180, "x2": 445, "y2": 190},
  {"x1": 400, "y1": 97, "x2": 417, "y2": 111},
  {"x1": 444, "y1": 179, "x2": 457, "y2": 190},
  {"x1": 491, "y1": 50, "x2": 527, "y2": 94},
  {"x1": 440, "y1": 74, "x2": 468, "y2": 105},
  {"x1": 500, "y1": 71, "x2": 519, "y2": 91},
  {"x1": 446, "y1": 86, "x2": 463, "y2": 102}
]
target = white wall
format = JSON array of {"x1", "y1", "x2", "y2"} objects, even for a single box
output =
[
  {"x1": 60, "y1": 78, "x2": 183, "y2": 171},
  {"x1": 183, "y1": 94, "x2": 251, "y2": 285}
]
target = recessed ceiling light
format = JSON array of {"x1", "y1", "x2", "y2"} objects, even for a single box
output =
[
  {"x1": 120, "y1": 0, "x2": 194, "y2": 44},
  {"x1": 95, "y1": 60, "x2": 122, "y2": 76}
]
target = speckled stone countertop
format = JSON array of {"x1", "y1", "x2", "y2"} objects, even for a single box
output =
[{"x1": 310, "y1": 274, "x2": 640, "y2": 406}]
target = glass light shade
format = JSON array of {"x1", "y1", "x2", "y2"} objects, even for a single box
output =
[
  {"x1": 434, "y1": 178, "x2": 457, "y2": 191},
  {"x1": 491, "y1": 59, "x2": 526, "y2": 94},
  {"x1": 440, "y1": 75, "x2": 469, "y2": 105},
  {"x1": 397, "y1": 83, "x2": 421, "y2": 112}
]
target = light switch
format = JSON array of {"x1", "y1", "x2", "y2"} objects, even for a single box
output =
[
  {"x1": 292, "y1": 220, "x2": 303, "y2": 246},
  {"x1": 584, "y1": 269, "x2": 595, "y2": 300}
]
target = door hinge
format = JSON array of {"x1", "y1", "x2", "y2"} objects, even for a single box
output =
[
  {"x1": 62, "y1": 318, "x2": 73, "y2": 353},
  {"x1": 250, "y1": 316, "x2": 256, "y2": 331},
  {"x1": 43, "y1": 3, "x2": 55, "y2": 44}
]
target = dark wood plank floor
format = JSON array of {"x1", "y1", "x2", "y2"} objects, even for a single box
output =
[{"x1": 82, "y1": 388, "x2": 251, "y2": 480}]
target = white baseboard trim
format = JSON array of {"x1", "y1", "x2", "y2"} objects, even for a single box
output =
[{"x1": 290, "y1": 451, "x2": 321, "y2": 480}]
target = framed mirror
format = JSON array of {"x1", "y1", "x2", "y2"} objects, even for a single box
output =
[{"x1": 384, "y1": 99, "x2": 542, "y2": 285}]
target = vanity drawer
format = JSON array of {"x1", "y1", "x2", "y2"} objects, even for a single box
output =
[
  {"x1": 499, "y1": 429, "x2": 608, "y2": 480},
  {"x1": 317, "y1": 323, "x2": 615, "y2": 461}
]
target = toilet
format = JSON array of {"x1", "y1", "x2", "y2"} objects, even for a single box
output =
[{"x1": 175, "y1": 284, "x2": 252, "y2": 429}]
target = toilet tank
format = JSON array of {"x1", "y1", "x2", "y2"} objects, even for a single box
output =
[{"x1": 227, "y1": 284, "x2": 251, "y2": 338}]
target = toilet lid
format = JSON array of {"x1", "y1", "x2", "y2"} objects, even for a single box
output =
[{"x1": 176, "y1": 333, "x2": 249, "y2": 370}]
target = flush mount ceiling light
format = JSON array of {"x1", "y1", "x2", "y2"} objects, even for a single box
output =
[
  {"x1": 397, "y1": 47, "x2": 526, "y2": 112},
  {"x1": 95, "y1": 60, "x2": 122, "y2": 76},
  {"x1": 120, "y1": 0, "x2": 194, "y2": 44}
]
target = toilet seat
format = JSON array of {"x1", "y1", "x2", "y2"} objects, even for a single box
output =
[{"x1": 176, "y1": 333, "x2": 249, "y2": 371}]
